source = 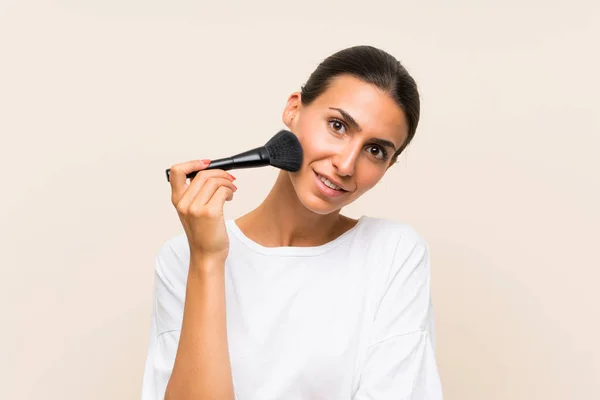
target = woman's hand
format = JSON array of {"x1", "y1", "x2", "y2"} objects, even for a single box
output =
[{"x1": 168, "y1": 159, "x2": 237, "y2": 266}]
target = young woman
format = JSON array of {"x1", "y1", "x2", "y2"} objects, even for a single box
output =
[{"x1": 142, "y1": 45, "x2": 443, "y2": 399}]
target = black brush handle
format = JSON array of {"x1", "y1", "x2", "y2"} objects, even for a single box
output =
[{"x1": 165, "y1": 146, "x2": 270, "y2": 182}]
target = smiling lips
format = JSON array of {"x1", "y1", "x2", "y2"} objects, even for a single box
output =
[{"x1": 313, "y1": 171, "x2": 349, "y2": 198}]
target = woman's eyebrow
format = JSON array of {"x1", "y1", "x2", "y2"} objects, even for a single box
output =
[
  {"x1": 371, "y1": 138, "x2": 398, "y2": 152},
  {"x1": 329, "y1": 107, "x2": 362, "y2": 132},
  {"x1": 329, "y1": 107, "x2": 398, "y2": 151}
]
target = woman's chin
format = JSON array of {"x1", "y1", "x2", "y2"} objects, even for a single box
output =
[{"x1": 297, "y1": 193, "x2": 345, "y2": 216}]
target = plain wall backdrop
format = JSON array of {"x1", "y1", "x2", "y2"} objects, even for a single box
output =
[{"x1": 1, "y1": 1, "x2": 599, "y2": 399}]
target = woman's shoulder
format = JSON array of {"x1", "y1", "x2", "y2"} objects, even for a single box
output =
[
  {"x1": 153, "y1": 233, "x2": 191, "y2": 290},
  {"x1": 359, "y1": 215, "x2": 428, "y2": 248},
  {"x1": 360, "y1": 216, "x2": 432, "y2": 297}
]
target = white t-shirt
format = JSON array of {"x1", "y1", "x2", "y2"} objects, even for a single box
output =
[{"x1": 141, "y1": 215, "x2": 443, "y2": 399}]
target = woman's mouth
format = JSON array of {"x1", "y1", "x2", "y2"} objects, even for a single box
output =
[{"x1": 313, "y1": 171, "x2": 348, "y2": 198}]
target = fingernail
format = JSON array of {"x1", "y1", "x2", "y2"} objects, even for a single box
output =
[
  {"x1": 233, "y1": 184, "x2": 238, "y2": 191},
  {"x1": 228, "y1": 173, "x2": 236, "y2": 181},
  {"x1": 201, "y1": 159, "x2": 211, "y2": 164}
]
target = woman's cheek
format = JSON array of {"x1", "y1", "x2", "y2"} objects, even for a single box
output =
[
  {"x1": 363, "y1": 174, "x2": 384, "y2": 192},
  {"x1": 316, "y1": 130, "x2": 344, "y2": 152},
  {"x1": 301, "y1": 129, "x2": 326, "y2": 153}
]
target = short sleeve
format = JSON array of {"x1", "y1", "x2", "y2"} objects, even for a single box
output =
[
  {"x1": 141, "y1": 240, "x2": 187, "y2": 400},
  {"x1": 353, "y1": 235, "x2": 444, "y2": 399}
]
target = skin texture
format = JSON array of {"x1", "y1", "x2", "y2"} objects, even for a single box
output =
[{"x1": 236, "y1": 73, "x2": 409, "y2": 247}]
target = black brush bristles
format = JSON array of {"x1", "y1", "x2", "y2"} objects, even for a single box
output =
[{"x1": 265, "y1": 130, "x2": 303, "y2": 172}]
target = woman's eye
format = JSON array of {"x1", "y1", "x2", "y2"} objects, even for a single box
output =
[
  {"x1": 328, "y1": 119, "x2": 347, "y2": 134},
  {"x1": 367, "y1": 146, "x2": 388, "y2": 161}
]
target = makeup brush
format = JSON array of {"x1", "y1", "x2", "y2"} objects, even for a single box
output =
[{"x1": 165, "y1": 129, "x2": 303, "y2": 182}]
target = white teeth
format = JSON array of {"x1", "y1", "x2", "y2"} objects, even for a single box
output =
[{"x1": 319, "y1": 175, "x2": 342, "y2": 191}]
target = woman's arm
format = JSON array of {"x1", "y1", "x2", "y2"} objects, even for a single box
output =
[
  {"x1": 161, "y1": 159, "x2": 237, "y2": 399},
  {"x1": 164, "y1": 255, "x2": 234, "y2": 400}
]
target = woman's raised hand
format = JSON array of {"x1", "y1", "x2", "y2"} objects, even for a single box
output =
[{"x1": 168, "y1": 159, "x2": 237, "y2": 266}]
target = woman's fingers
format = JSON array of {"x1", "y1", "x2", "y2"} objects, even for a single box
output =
[
  {"x1": 188, "y1": 177, "x2": 237, "y2": 214},
  {"x1": 176, "y1": 173, "x2": 235, "y2": 212},
  {"x1": 206, "y1": 186, "x2": 235, "y2": 216},
  {"x1": 171, "y1": 164, "x2": 232, "y2": 207},
  {"x1": 185, "y1": 171, "x2": 234, "y2": 204},
  {"x1": 169, "y1": 160, "x2": 209, "y2": 206}
]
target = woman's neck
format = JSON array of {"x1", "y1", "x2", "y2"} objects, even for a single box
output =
[{"x1": 234, "y1": 170, "x2": 356, "y2": 248}]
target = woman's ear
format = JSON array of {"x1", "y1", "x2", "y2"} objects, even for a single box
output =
[{"x1": 282, "y1": 92, "x2": 301, "y2": 129}]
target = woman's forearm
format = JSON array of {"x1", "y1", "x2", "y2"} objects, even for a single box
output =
[{"x1": 165, "y1": 256, "x2": 234, "y2": 400}]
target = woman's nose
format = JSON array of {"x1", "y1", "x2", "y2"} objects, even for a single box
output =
[{"x1": 332, "y1": 144, "x2": 360, "y2": 177}]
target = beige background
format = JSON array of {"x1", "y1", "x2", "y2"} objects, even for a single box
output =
[{"x1": 1, "y1": 1, "x2": 599, "y2": 399}]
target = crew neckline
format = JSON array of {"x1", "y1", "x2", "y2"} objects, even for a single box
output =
[{"x1": 226, "y1": 215, "x2": 368, "y2": 257}]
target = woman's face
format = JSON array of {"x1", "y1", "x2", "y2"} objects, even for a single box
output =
[{"x1": 283, "y1": 74, "x2": 409, "y2": 215}]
